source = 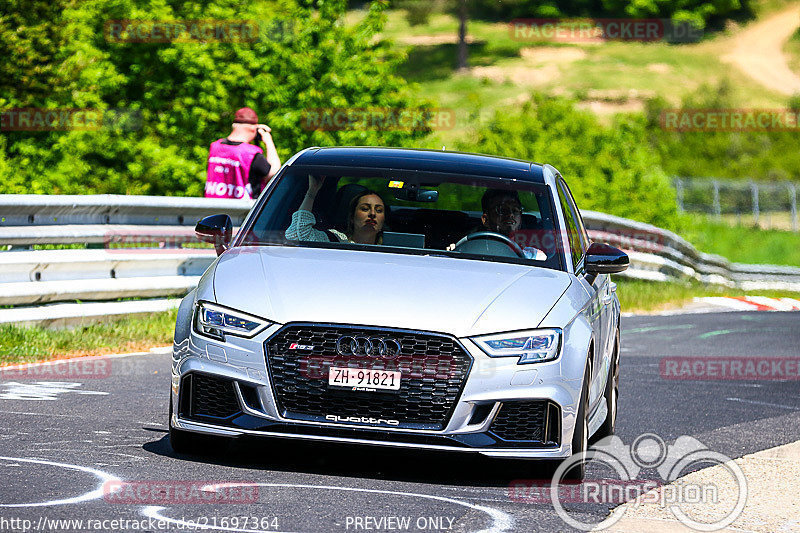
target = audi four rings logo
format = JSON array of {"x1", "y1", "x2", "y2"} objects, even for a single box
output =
[{"x1": 336, "y1": 336, "x2": 402, "y2": 358}]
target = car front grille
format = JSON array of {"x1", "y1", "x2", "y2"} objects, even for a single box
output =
[
  {"x1": 181, "y1": 373, "x2": 241, "y2": 420},
  {"x1": 265, "y1": 324, "x2": 473, "y2": 430},
  {"x1": 489, "y1": 400, "x2": 560, "y2": 445}
]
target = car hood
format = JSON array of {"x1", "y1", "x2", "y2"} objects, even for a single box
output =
[{"x1": 213, "y1": 246, "x2": 572, "y2": 338}]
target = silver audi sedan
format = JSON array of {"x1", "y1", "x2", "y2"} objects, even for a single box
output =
[{"x1": 170, "y1": 147, "x2": 629, "y2": 479}]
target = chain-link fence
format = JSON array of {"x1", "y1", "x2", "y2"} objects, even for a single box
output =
[{"x1": 674, "y1": 178, "x2": 799, "y2": 231}]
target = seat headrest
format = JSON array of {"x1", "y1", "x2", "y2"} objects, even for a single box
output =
[{"x1": 329, "y1": 183, "x2": 369, "y2": 232}]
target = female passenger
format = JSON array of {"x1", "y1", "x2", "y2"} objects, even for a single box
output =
[{"x1": 285, "y1": 175, "x2": 386, "y2": 244}]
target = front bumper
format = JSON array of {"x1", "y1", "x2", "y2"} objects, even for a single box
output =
[{"x1": 171, "y1": 322, "x2": 584, "y2": 460}]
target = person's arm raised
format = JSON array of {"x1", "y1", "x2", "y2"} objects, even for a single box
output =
[{"x1": 298, "y1": 175, "x2": 325, "y2": 212}]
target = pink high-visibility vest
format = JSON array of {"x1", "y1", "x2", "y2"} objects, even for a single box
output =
[{"x1": 204, "y1": 139, "x2": 263, "y2": 199}]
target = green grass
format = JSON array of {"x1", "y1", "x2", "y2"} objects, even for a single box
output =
[
  {"x1": 678, "y1": 215, "x2": 800, "y2": 266},
  {"x1": 0, "y1": 309, "x2": 177, "y2": 366},
  {"x1": 615, "y1": 278, "x2": 800, "y2": 312}
]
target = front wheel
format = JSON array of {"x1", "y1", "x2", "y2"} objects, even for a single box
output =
[
  {"x1": 596, "y1": 330, "x2": 620, "y2": 440},
  {"x1": 169, "y1": 396, "x2": 202, "y2": 455},
  {"x1": 545, "y1": 360, "x2": 590, "y2": 481}
]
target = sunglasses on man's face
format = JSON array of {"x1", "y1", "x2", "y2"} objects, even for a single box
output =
[{"x1": 492, "y1": 204, "x2": 522, "y2": 217}]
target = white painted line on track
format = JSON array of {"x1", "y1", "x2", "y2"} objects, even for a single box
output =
[
  {"x1": 144, "y1": 482, "x2": 515, "y2": 533},
  {"x1": 726, "y1": 397, "x2": 799, "y2": 410},
  {"x1": 0, "y1": 456, "x2": 121, "y2": 507}
]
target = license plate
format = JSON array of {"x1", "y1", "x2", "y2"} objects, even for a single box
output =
[{"x1": 328, "y1": 367, "x2": 401, "y2": 391}]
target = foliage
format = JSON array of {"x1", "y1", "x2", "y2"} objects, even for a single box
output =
[
  {"x1": 397, "y1": 0, "x2": 437, "y2": 25},
  {"x1": 0, "y1": 0, "x2": 430, "y2": 196},
  {"x1": 645, "y1": 81, "x2": 800, "y2": 183},
  {"x1": 468, "y1": 0, "x2": 751, "y2": 27},
  {"x1": 457, "y1": 94, "x2": 679, "y2": 229}
]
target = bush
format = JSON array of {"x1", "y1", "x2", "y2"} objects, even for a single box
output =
[
  {"x1": 469, "y1": 0, "x2": 751, "y2": 27},
  {"x1": 457, "y1": 94, "x2": 679, "y2": 229},
  {"x1": 399, "y1": 0, "x2": 436, "y2": 25}
]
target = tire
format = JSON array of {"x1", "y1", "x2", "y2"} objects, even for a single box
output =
[
  {"x1": 595, "y1": 330, "x2": 620, "y2": 440},
  {"x1": 547, "y1": 360, "x2": 590, "y2": 481},
  {"x1": 169, "y1": 396, "x2": 200, "y2": 455}
]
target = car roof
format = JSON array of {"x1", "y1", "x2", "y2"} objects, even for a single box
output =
[{"x1": 293, "y1": 147, "x2": 545, "y2": 183}]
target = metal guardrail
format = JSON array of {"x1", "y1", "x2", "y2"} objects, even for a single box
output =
[
  {"x1": 582, "y1": 210, "x2": 800, "y2": 290},
  {"x1": 0, "y1": 194, "x2": 253, "y2": 226},
  {"x1": 0, "y1": 195, "x2": 798, "y2": 326}
]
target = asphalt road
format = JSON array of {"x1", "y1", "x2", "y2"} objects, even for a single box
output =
[{"x1": 0, "y1": 311, "x2": 798, "y2": 533}]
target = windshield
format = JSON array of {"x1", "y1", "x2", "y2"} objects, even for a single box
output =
[{"x1": 239, "y1": 166, "x2": 565, "y2": 270}]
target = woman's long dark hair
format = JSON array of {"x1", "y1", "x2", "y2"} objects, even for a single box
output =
[{"x1": 345, "y1": 190, "x2": 389, "y2": 241}]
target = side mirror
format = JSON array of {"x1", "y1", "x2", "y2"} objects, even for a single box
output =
[
  {"x1": 585, "y1": 242, "x2": 629, "y2": 275},
  {"x1": 195, "y1": 214, "x2": 232, "y2": 256}
]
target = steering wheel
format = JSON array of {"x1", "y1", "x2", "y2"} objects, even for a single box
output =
[{"x1": 453, "y1": 231, "x2": 526, "y2": 259}]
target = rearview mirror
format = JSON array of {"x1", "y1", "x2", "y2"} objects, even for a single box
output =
[
  {"x1": 392, "y1": 187, "x2": 438, "y2": 202},
  {"x1": 585, "y1": 242, "x2": 629, "y2": 275},
  {"x1": 195, "y1": 214, "x2": 232, "y2": 256}
]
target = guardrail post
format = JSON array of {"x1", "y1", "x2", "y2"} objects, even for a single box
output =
[
  {"x1": 750, "y1": 181, "x2": 759, "y2": 226},
  {"x1": 790, "y1": 182, "x2": 798, "y2": 232},
  {"x1": 712, "y1": 180, "x2": 721, "y2": 219},
  {"x1": 675, "y1": 178, "x2": 684, "y2": 212}
]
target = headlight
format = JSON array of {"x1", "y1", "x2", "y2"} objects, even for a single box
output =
[
  {"x1": 193, "y1": 302, "x2": 270, "y2": 341},
  {"x1": 471, "y1": 329, "x2": 561, "y2": 364}
]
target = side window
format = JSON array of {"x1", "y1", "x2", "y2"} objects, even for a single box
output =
[
  {"x1": 557, "y1": 187, "x2": 582, "y2": 270},
  {"x1": 557, "y1": 179, "x2": 585, "y2": 270},
  {"x1": 559, "y1": 179, "x2": 590, "y2": 251}
]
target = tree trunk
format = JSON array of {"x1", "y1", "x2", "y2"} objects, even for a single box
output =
[{"x1": 457, "y1": 0, "x2": 468, "y2": 72}]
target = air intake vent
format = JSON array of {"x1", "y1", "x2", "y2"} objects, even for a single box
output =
[
  {"x1": 489, "y1": 400, "x2": 559, "y2": 445},
  {"x1": 181, "y1": 373, "x2": 241, "y2": 421}
]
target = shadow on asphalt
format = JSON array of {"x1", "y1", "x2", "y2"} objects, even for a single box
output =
[{"x1": 143, "y1": 433, "x2": 558, "y2": 487}]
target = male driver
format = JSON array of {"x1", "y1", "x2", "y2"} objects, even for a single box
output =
[
  {"x1": 478, "y1": 189, "x2": 547, "y2": 260},
  {"x1": 205, "y1": 107, "x2": 281, "y2": 200}
]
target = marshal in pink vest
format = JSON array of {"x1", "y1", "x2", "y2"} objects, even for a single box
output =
[{"x1": 205, "y1": 139, "x2": 264, "y2": 199}]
